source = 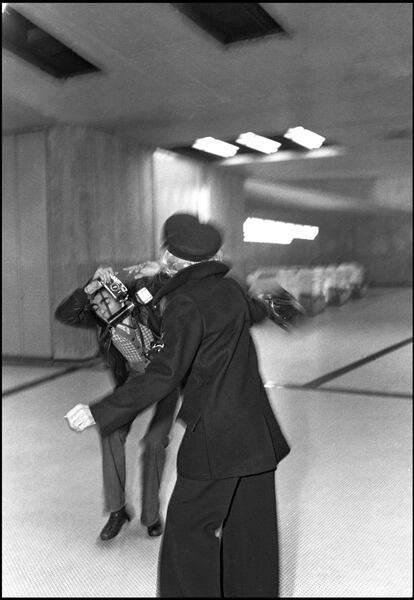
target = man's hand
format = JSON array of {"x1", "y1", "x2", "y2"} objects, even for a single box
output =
[
  {"x1": 84, "y1": 266, "x2": 117, "y2": 295},
  {"x1": 65, "y1": 403, "x2": 96, "y2": 432}
]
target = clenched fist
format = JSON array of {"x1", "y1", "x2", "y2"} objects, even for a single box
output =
[{"x1": 65, "y1": 403, "x2": 96, "y2": 432}]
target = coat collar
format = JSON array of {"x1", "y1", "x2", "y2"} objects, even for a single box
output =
[{"x1": 153, "y1": 261, "x2": 230, "y2": 303}]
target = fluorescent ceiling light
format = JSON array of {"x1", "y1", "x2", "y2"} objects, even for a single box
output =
[
  {"x1": 293, "y1": 224, "x2": 319, "y2": 240},
  {"x1": 218, "y1": 145, "x2": 345, "y2": 166},
  {"x1": 283, "y1": 126, "x2": 325, "y2": 149},
  {"x1": 243, "y1": 217, "x2": 319, "y2": 245},
  {"x1": 192, "y1": 137, "x2": 239, "y2": 158},
  {"x1": 2, "y1": 3, "x2": 8, "y2": 13},
  {"x1": 244, "y1": 218, "x2": 292, "y2": 244},
  {"x1": 236, "y1": 132, "x2": 281, "y2": 154}
]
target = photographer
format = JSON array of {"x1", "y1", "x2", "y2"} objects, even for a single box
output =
[{"x1": 55, "y1": 264, "x2": 179, "y2": 540}]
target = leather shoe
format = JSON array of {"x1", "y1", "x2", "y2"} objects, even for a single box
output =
[
  {"x1": 147, "y1": 518, "x2": 163, "y2": 537},
  {"x1": 100, "y1": 507, "x2": 131, "y2": 541}
]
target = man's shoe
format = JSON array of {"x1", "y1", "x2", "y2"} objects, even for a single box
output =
[
  {"x1": 100, "y1": 507, "x2": 131, "y2": 541},
  {"x1": 147, "y1": 518, "x2": 163, "y2": 537}
]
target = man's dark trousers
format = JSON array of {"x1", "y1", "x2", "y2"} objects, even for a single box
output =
[
  {"x1": 159, "y1": 469, "x2": 279, "y2": 597},
  {"x1": 100, "y1": 392, "x2": 178, "y2": 524}
]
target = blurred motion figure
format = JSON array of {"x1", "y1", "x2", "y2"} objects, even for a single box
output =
[{"x1": 56, "y1": 264, "x2": 179, "y2": 540}]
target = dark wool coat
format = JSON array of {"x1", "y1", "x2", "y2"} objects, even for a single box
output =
[{"x1": 90, "y1": 261, "x2": 290, "y2": 480}]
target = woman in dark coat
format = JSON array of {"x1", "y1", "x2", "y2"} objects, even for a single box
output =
[{"x1": 66, "y1": 213, "x2": 290, "y2": 597}]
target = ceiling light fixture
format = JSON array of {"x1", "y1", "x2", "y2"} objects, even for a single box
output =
[
  {"x1": 2, "y1": 3, "x2": 8, "y2": 13},
  {"x1": 236, "y1": 132, "x2": 281, "y2": 154},
  {"x1": 243, "y1": 217, "x2": 319, "y2": 245},
  {"x1": 243, "y1": 218, "x2": 292, "y2": 244},
  {"x1": 283, "y1": 126, "x2": 325, "y2": 149},
  {"x1": 192, "y1": 137, "x2": 239, "y2": 158}
]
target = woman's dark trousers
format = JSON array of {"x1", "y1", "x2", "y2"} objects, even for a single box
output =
[
  {"x1": 159, "y1": 469, "x2": 279, "y2": 597},
  {"x1": 140, "y1": 391, "x2": 178, "y2": 526}
]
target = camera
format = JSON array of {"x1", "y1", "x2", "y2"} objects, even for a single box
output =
[
  {"x1": 97, "y1": 275, "x2": 129, "y2": 302},
  {"x1": 94, "y1": 275, "x2": 135, "y2": 327}
]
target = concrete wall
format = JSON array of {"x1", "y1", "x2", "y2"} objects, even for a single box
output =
[
  {"x1": 152, "y1": 150, "x2": 245, "y2": 279},
  {"x1": 2, "y1": 126, "x2": 411, "y2": 360},
  {"x1": 46, "y1": 126, "x2": 154, "y2": 359},
  {"x1": 2, "y1": 132, "x2": 52, "y2": 357},
  {"x1": 2, "y1": 129, "x2": 246, "y2": 360}
]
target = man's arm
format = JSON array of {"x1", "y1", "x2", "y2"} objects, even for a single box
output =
[
  {"x1": 55, "y1": 287, "x2": 97, "y2": 328},
  {"x1": 55, "y1": 266, "x2": 118, "y2": 328}
]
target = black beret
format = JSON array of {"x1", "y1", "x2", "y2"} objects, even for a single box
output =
[{"x1": 162, "y1": 213, "x2": 222, "y2": 262}]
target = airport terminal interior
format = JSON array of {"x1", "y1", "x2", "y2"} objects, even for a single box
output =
[
  {"x1": 3, "y1": 286, "x2": 412, "y2": 597},
  {"x1": 2, "y1": 3, "x2": 412, "y2": 598}
]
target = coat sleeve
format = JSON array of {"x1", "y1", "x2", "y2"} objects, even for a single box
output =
[
  {"x1": 90, "y1": 293, "x2": 203, "y2": 436},
  {"x1": 245, "y1": 294, "x2": 270, "y2": 324},
  {"x1": 55, "y1": 288, "x2": 97, "y2": 329},
  {"x1": 227, "y1": 277, "x2": 269, "y2": 325},
  {"x1": 225, "y1": 276, "x2": 268, "y2": 325}
]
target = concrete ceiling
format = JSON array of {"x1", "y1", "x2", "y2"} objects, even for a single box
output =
[{"x1": 2, "y1": 3, "x2": 412, "y2": 212}]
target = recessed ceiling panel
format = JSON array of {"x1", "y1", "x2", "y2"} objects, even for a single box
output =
[
  {"x1": 171, "y1": 3, "x2": 287, "y2": 45},
  {"x1": 2, "y1": 6, "x2": 101, "y2": 79}
]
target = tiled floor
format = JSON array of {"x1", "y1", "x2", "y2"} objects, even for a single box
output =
[
  {"x1": 320, "y1": 343, "x2": 412, "y2": 394},
  {"x1": 271, "y1": 387, "x2": 412, "y2": 598},
  {"x1": 2, "y1": 287, "x2": 412, "y2": 597},
  {"x1": 252, "y1": 287, "x2": 412, "y2": 387},
  {"x1": 2, "y1": 365, "x2": 68, "y2": 392}
]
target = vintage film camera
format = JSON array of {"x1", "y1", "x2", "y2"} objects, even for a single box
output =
[
  {"x1": 261, "y1": 288, "x2": 305, "y2": 331},
  {"x1": 94, "y1": 275, "x2": 135, "y2": 327}
]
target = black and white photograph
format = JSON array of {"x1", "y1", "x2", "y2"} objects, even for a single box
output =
[{"x1": 2, "y1": 3, "x2": 412, "y2": 597}]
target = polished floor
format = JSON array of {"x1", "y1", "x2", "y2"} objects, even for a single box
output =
[{"x1": 2, "y1": 287, "x2": 412, "y2": 597}]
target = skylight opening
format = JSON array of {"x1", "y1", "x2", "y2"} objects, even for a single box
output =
[
  {"x1": 171, "y1": 3, "x2": 287, "y2": 46},
  {"x1": 243, "y1": 217, "x2": 319, "y2": 245},
  {"x1": 236, "y1": 132, "x2": 281, "y2": 154},
  {"x1": 192, "y1": 137, "x2": 239, "y2": 158},
  {"x1": 283, "y1": 126, "x2": 325, "y2": 150},
  {"x1": 2, "y1": 6, "x2": 101, "y2": 79}
]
